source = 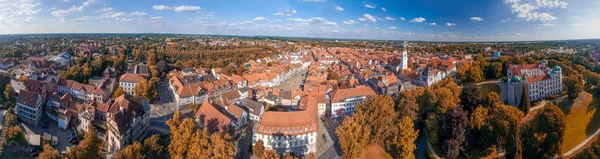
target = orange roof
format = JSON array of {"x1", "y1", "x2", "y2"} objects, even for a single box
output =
[
  {"x1": 330, "y1": 86, "x2": 376, "y2": 103},
  {"x1": 257, "y1": 95, "x2": 318, "y2": 136},
  {"x1": 119, "y1": 73, "x2": 147, "y2": 83},
  {"x1": 527, "y1": 74, "x2": 552, "y2": 83},
  {"x1": 195, "y1": 101, "x2": 232, "y2": 133}
]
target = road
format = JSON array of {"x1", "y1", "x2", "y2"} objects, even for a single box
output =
[
  {"x1": 273, "y1": 70, "x2": 308, "y2": 91},
  {"x1": 317, "y1": 118, "x2": 343, "y2": 159}
]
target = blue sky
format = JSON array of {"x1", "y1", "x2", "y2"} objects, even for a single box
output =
[{"x1": 0, "y1": 0, "x2": 599, "y2": 41}]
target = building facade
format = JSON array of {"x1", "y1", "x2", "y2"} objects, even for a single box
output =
[
  {"x1": 507, "y1": 60, "x2": 563, "y2": 106},
  {"x1": 253, "y1": 96, "x2": 318, "y2": 156},
  {"x1": 329, "y1": 86, "x2": 376, "y2": 118},
  {"x1": 16, "y1": 90, "x2": 44, "y2": 125}
]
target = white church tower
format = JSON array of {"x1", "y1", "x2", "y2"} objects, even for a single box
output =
[{"x1": 401, "y1": 41, "x2": 408, "y2": 70}]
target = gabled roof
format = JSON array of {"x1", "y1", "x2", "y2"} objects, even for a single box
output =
[
  {"x1": 195, "y1": 101, "x2": 232, "y2": 133},
  {"x1": 330, "y1": 86, "x2": 376, "y2": 103},
  {"x1": 17, "y1": 90, "x2": 40, "y2": 108}
]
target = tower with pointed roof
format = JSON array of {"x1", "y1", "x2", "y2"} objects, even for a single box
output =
[{"x1": 401, "y1": 41, "x2": 408, "y2": 70}]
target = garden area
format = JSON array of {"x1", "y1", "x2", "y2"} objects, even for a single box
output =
[
  {"x1": 558, "y1": 91, "x2": 600, "y2": 156},
  {"x1": 479, "y1": 83, "x2": 501, "y2": 96}
]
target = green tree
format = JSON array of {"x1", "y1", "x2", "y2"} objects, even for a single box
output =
[
  {"x1": 3, "y1": 84, "x2": 16, "y2": 101},
  {"x1": 113, "y1": 87, "x2": 125, "y2": 98},
  {"x1": 253, "y1": 139, "x2": 266, "y2": 158},
  {"x1": 460, "y1": 83, "x2": 482, "y2": 114},
  {"x1": 115, "y1": 142, "x2": 145, "y2": 159},
  {"x1": 522, "y1": 103, "x2": 566, "y2": 158},
  {"x1": 393, "y1": 116, "x2": 419, "y2": 159},
  {"x1": 442, "y1": 106, "x2": 469, "y2": 159},
  {"x1": 518, "y1": 86, "x2": 531, "y2": 114},
  {"x1": 64, "y1": 123, "x2": 102, "y2": 159},
  {"x1": 564, "y1": 74, "x2": 584, "y2": 99},
  {"x1": 39, "y1": 143, "x2": 60, "y2": 159}
]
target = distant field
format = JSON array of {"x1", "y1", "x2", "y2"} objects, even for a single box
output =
[
  {"x1": 479, "y1": 83, "x2": 501, "y2": 96},
  {"x1": 558, "y1": 91, "x2": 600, "y2": 154}
]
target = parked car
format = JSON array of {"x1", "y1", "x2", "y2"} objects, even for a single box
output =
[
  {"x1": 71, "y1": 139, "x2": 79, "y2": 145},
  {"x1": 42, "y1": 121, "x2": 49, "y2": 129},
  {"x1": 29, "y1": 148, "x2": 39, "y2": 157}
]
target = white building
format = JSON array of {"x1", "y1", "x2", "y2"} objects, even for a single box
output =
[
  {"x1": 329, "y1": 86, "x2": 376, "y2": 118},
  {"x1": 16, "y1": 90, "x2": 44, "y2": 125},
  {"x1": 253, "y1": 96, "x2": 318, "y2": 156},
  {"x1": 119, "y1": 74, "x2": 146, "y2": 96},
  {"x1": 507, "y1": 59, "x2": 563, "y2": 106}
]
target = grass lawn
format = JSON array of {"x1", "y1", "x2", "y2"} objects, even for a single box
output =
[
  {"x1": 479, "y1": 83, "x2": 501, "y2": 96},
  {"x1": 558, "y1": 91, "x2": 600, "y2": 154}
]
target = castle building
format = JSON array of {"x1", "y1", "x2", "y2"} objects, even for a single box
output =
[{"x1": 507, "y1": 59, "x2": 563, "y2": 106}]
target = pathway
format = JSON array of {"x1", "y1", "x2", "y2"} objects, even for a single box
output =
[{"x1": 562, "y1": 126, "x2": 600, "y2": 157}]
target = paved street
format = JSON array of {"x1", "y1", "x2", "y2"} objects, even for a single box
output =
[
  {"x1": 150, "y1": 81, "x2": 190, "y2": 134},
  {"x1": 317, "y1": 117, "x2": 343, "y2": 159},
  {"x1": 235, "y1": 122, "x2": 255, "y2": 159},
  {"x1": 274, "y1": 70, "x2": 308, "y2": 91}
]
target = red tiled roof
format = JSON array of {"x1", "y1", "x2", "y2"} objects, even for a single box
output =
[
  {"x1": 257, "y1": 95, "x2": 318, "y2": 136},
  {"x1": 195, "y1": 101, "x2": 232, "y2": 133},
  {"x1": 330, "y1": 86, "x2": 376, "y2": 103}
]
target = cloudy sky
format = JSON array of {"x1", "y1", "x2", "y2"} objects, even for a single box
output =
[{"x1": 0, "y1": 0, "x2": 599, "y2": 41}]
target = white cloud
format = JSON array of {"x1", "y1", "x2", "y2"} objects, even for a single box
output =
[
  {"x1": 410, "y1": 17, "x2": 426, "y2": 23},
  {"x1": 174, "y1": 6, "x2": 202, "y2": 12},
  {"x1": 540, "y1": 23, "x2": 555, "y2": 26},
  {"x1": 96, "y1": 7, "x2": 112, "y2": 13},
  {"x1": 0, "y1": 0, "x2": 41, "y2": 23},
  {"x1": 470, "y1": 17, "x2": 484, "y2": 21},
  {"x1": 153, "y1": 5, "x2": 172, "y2": 10},
  {"x1": 129, "y1": 12, "x2": 148, "y2": 16},
  {"x1": 400, "y1": 17, "x2": 406, "y2": 21},
  {"x1": 365, "y1": 4, "x2": 376, "y2": 9},
  {"x1": 385, "y1": 17, "x2": 395, "y2": 21},
  {"x1": 571, "y1": 23, "x2": 581, "y2": 26},
  {"x1": 505, "y1": 0, "x2": 561, "y2": 21},
  {"x1": 274, "y1": 10, "x2": 297, "y2": 16},
  {"x1": 381, "y1": 7, "x2": 387, "y2": 12},
  {"x1": 52, "y1": 0, "x2": 96, "y2": 17},
  {"x1": 308, "y1": 17, "x2": 336, "y2": 25},
  {"x1": 24, "y1": 17, "x2": 37, "y2": 22},
  {"x1": 426, "y1": 22, "x2": 437, "y2": 26},
  {"x1": 536, "y1": 0, "x2": 567, "y2": 9},
  {"x1": 336, "y1": 6, "x2": 344, "y2": 12},
  {"x1": 116, "y1": 18, "x2": 136, "y2": 22},
  {"x1": 359, "y1": 14, "x2": 376, "y2": 22},
  {"x1": 446, "y1": 23, "x2": 456, "y2": 26},
  {"x1": 500, "y1": 33, "x2": 505, "y2": 35},
  {"x1": 288, "y1": 17, "x2": 336, "y2": 25},
  {"x1": 501, "y1": 18, "x2": 511, "y2": 22},
  {"x1": 299, "y1": 0, "x2": 326, "y2": 2},
  {"x1": 237, "y1": 21, "x2": 253, "y2": 25},
  {"x1": 101, "y1": 12, "x2": 125, "y2": 19},
  {"x1": 253, "y1": 16, "x2": 267, "y2": 21},
  {"x1": 149, "y1": 16, "x2": 163, "y2": 21},
  {"x1": 343, "y1": 20, "x2": 356, "y2": 25},
  {"x1": 70, "y1": 16, "x2": 91, "y2": 22},
  {"x1": 388, "y1": 26, "x2": 396, "y2": 30}
]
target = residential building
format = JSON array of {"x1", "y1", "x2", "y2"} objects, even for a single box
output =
[
  {"x1": 329, "y1": 86, "x2": 376, "y2": 118},
  {"x1": 240, "y1": 99, "x2": 264, "y2": 122},
  {"x1": 16, "y1": 90, "x2": 44, "y2": 125},
  {"x1": 253, "y1": 95, "x2": 318, "y2": 156},
  {"x1": 106, "y1": 95, "x2": 151, "y2": 153},
  {"x1": 194, "y1": 101, "x2": 238, "y2": 134}
]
